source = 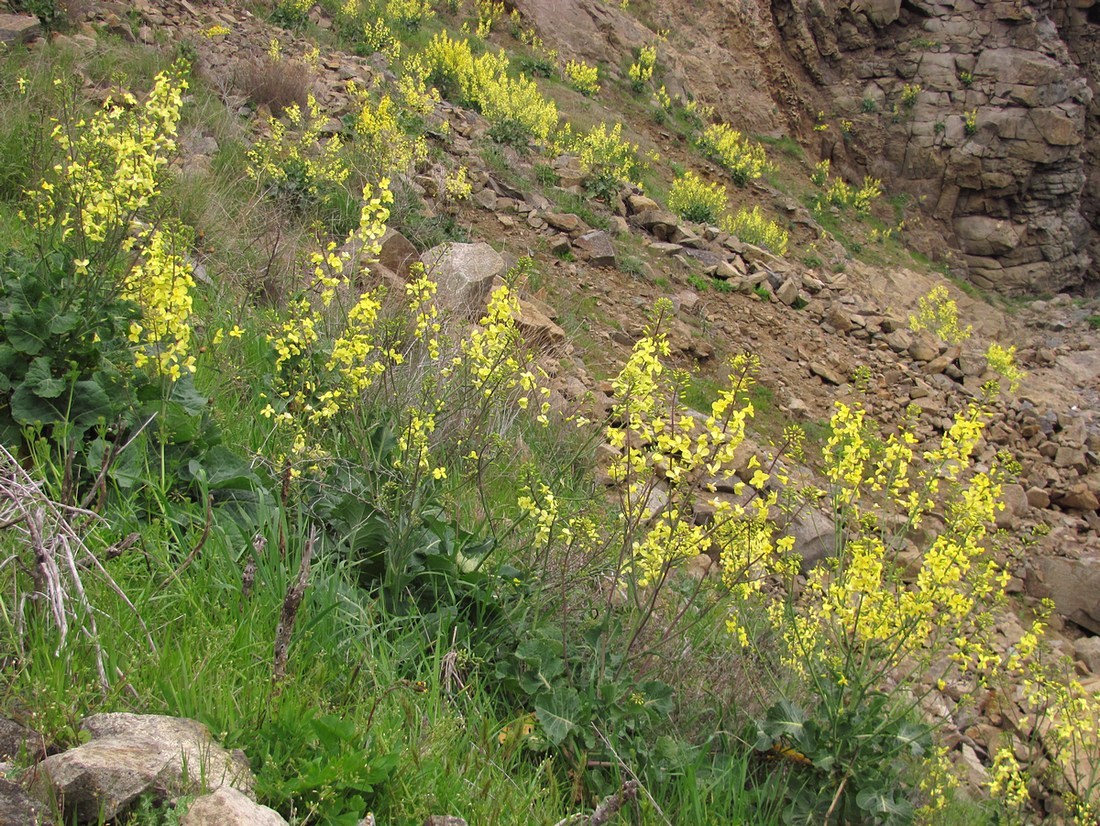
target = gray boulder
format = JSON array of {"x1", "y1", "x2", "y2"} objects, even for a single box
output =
[
  {"x1": 182, "y1": 787, "x2": 287, "y2": 826},
  {"x1": 420, "y1": 242, "x2": 505, "y2": 316},
  {"x1": 36, "y1": 713, "x2": 254, "y2": 823},
  {"x1": 1029, "y1": 555, "x2": 1100, "y2": 634}
]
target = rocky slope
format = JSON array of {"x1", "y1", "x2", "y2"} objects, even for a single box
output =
[
  {"x1": 567, "y1": 0, "x2": 1099, "y2": 294},
  {"x1": 12, "y1": 0, "x2": 1100, "y2": 814}
]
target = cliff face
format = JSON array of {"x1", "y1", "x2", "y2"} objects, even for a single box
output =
[
  {"x1": 772, "y1": 0, "x2": 1096, "y2": 294},
  {"x1": 526, "y1": 0, "x2": 1099, "y2": 295}
]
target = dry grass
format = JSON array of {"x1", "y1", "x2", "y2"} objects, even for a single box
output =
[{"x1": 234, "y1": 56, "x2": 312, "y2": 115}]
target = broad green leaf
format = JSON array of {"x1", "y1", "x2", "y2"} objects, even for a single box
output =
[{"x1": 534, "y1": 686, "x2": 580, "y2": 746}]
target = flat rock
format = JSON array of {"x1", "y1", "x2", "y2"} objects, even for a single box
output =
[
  {"x1": 515, "y1": 299, "x2": 566, "y2": 349},
  {"x1": 573, "y1": 230, "x2": 616, "y2": 267},
  {"x1": 182, "y1": 787, "x2": 287, "y2": 826},
  {"x1": 0, "y1": 14, "x2": 39, "y2": 45},
  {"x1": 35, "y1": 713, "x2": 254, "y2": 823}
]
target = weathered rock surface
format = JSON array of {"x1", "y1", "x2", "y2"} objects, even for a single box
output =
[
  {"x1": 36, "y1": 713, "x2": 254, "y2": 823},
  {"x1": 0, "y1": 14, "x2": 39, "y2": 45},
  {"x1": 1029, "y1": 555, "x2": 1100, "y2": 634},
  {"x1": 0, "y1": 718, "x2": 40, "y2": 763},
  {"x1": 181, "y1": 787, "x2": 287, "y2": 826},
  {"x1": 0, "y1": 778, "x2": 48, "y2": 826},
  {"x1": 420, "y1": 242, "x2": 505, "y2": 315}
]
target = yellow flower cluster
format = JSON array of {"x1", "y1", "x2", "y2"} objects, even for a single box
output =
[
  {"x1": 985, "y1": 341, "x2": 1025, "y2": 391},
  {"x1": 27, "y1": 69, "x2": 186, "y2": 248},
  {"x1": 475, "y1": 0, "x2": 505, "y2": 37},
  {"x1": 559, "y1": 122, "x2": 641, "y2": 196},
  {"x1": 607, "y1": 324, "x2": 762, "y2": 588},
  {"x1": 783, "y1": 400, "x2": 1008, "y2": 692},
  {"x1": 448, "y1": 285, "x2": 550, "y2": 421},
  {"x1": 698, "y1": 123, "x2": 768, "y2": 186},
  {"x1": 246, "y1": 95, "x2": 349, "y2": 201},
  {"x1": 424, "y1": 32, "x2": 558, "y2": 144},
  {"x1": 564, "y1": 59, "x2": 600, "y2": 96},
  {"x1": 721, "y1": 206, "x2": 790, "y2": 256},
  {"x1": 348, "y1": 84, "x2": 428, "y2": 179},
  {"x1": 909, "y1": 285, "x2": 971, "y2": 345},
  {"x1": 386, "y1": 0, "x2": 435, "y2": 30},
  {"x1": 264, "y1": 181, "x2": 393, "y2": 451},
  {"x1": 667, "y1": 171, "x2": 727, "y2": 225},
  {"x1": 629, "y1": 45, "x2": 656, "y2": 92},
  {"x1": 125, "y1": 224, "x2": 197, "y2": 381}
]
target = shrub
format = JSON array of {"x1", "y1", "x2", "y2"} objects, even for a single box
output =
[
  {"x1": 347, "y1": 85, "x2": 428, "y2": 180},
  {"x1": 423, "y1": 33, "x2": 558, "y2": 146},
  {"x1": 563, "y1": 59, "x2": 600, "y2": 96},
  {"x1": 667, "y1": 171, "x2": 726, "y2": 224},
  {"x1": 567, "y1": 122, "x2": 641, "y2": 200},
  {"x1": 271, "y1": 0, "x2": 312, "y2": 29},
  {"x1": 721, "y1": 206, "x2": 789, "y2": 255},
  {"x1": 698, "y1": 123, "x2": 768, "y2": 185},
  {"x1": 901, "y1": 82, "x2": 922, "y2": 108},
  {"x1": 908, "y1": 285, "x2": 971, "y2": 344},
  {"x1": 475, "y1": 0, "x2": 504, "y2": 37},
  {"x1": 628, "y1": 44, "x2": 656, "y2": 93},
  {"x1": 245, "y1": 94, "x2": 350, "y2": 212},
  {"x1": 385, "y1": 0, "x2": 435, "y2": 31}
]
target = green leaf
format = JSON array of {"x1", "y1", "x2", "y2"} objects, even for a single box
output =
[
  {"x1": 169, "y1": 374, "x2": 209, "y2": 415},
  {"x1": 23, "y1": 357, "x2": 64, "y2": 399},
  {"x1": 534, "y1": 686, "x2": 581, "y2": 746},
  {"x1": 47, "y1": 313, "x2": 80, "y2": 335}
]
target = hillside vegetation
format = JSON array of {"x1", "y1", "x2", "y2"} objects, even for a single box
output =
[{"x1": 0, "y1": 1, "x2": 1098, "y2": 825}]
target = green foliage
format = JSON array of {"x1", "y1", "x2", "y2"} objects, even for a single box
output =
[
  {"x1": 753, "y1": 693, "x2": 932, "y2": 824},
  {"x1": 909, "y1": 285, "x2": 971, "y2": 344},
  {"x1": 254, "y1": 704, "x2": 398, "y2": 824},
  {"x1": 667, "y1": 170, "x2": 727, "y2": 224},
  {"x1": 1088, "y1": 314, "x2": 1100, "y2": 330},
  {"x1": 0, "y1": 249, "x2": 140, "y2": 447},
  {"x1": 698, "y1": 123, "x2": 768, "y2": 185}
]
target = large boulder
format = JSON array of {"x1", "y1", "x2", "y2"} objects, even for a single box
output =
[
  {"x1": 35, "y1": 714, "x2": 254, "y2": 823},
  {"x1": 1029, "y1": 555, "x2": 1100, "y2": 634},
  {"x1": 0, "y1": 778, "x2": 49, "y2": 825},
  {"x1": 419, "y1": 242, "x2": 505, "y2": 316},
  {"x1": 0, "y1": 14, "x2": 39, "y2": 46},
  {"x1": 182, "y1": 787, "x2": 287, "y2": 826}
]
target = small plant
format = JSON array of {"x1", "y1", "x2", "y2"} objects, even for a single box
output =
[
  {"x1": 667, "y1": 170, "x2": 727, "y2": 224},
  {"x1": 811, "y1": 159, "x2": 830, "y2": 188},
  {"x1": 566, "y1": 122, "x2": 641, "y2": 200},
  {"x1": 629, "y1": 44, "x2": 657, "y2": 93},
  {"x1": 1088, "y1": 314, "x2": 1100, "y2": 330},
  {"x1": 934, "y1": 121, "x2": 946, "y2": 135},
  {"x1": 722, "y1": 206, "x2": 790, "y2": 256},
  {"x1": 698, "y1": 123, "x2": 768, "y2": 186},
  {"x1": 564, "y1": 59, "x2": 600, "y2": 96},
  {"x1": 271, "y1": 0, "x2": 312, "y2": 29},
  {"x1": 901, "y1": 83, "x2": 922, "y2": 108},
  {"x1": 687, "y1": 272, "x2": 709, "y2": 292},
  {"x1": 985, "y1": 342, "x2": 1025, "y2": 391},
  {"x1": 909, "y1": 285, "x2": 971, "y2": 344},
  {"x1": 386, "y1": 0, "x2": 435, "y2": 31},
  {"x1": 861, "y1": 97, "x2": 877, "y2": 113},
  {"x1": 963, "y1": 109, "x2": 978, "y2": 136},
  {"x1": 475, "y1": 0, "x2": 505, "y2": 37},
  {"x1": 959, "y1": 69, "x2": 974, "y2": 87},
  {"x1": 753, "y1": 283, "x2": 771, "y2": 300}
]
